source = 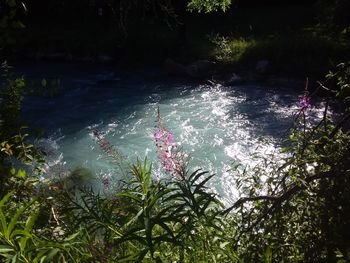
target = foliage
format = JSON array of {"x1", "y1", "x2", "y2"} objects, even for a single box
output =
[
  {"x1": 210, "y1": 32, "x2": 350, "y2": 76},
  {"x1": 317, "y1": 0, "x2": 350, "y2": 34},
  {"x1": 211, "y1": 36, "x2": 255, "y2": 64},
  {"x1": 225, "y1": 62, "x2": 350, "y2": 262},
  {"x1": 52, "y1": 159, "x2": 227, "y2": 262},
  {"x1": 0, "y1": 0, "x2": 26, "y2": 56},
  {"x1": 0, "y1": 62, "x2": 46, "y2": 198},
  {"x1": 0, "y1": 192, "x2": 89, "y2": 263},
  {"x1": 187, "y1": 0, "x2": 233, "y2": 13},
  {"x1": 98, "y1": 0, "x2": 234, "y2": 35},
  {"x1": 325, "y1": 62, "x2": 350, "y2": 103},
  {"x1": 0, "y1": 62, "x2": 26, "y2": 138}
]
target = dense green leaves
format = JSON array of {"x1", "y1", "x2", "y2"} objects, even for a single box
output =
[
  {"x1": 187, "y1": 0, "x2": 233, "y2": 13},
  {"x1": 59, "y1": 161, "x2": 225, "y2": 261},
  {"x1": 0, "y1": 193, "x2": 88, "y2": 262}
]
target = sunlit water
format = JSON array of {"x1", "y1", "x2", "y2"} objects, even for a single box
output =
[{"x1": 19, "y1": 62, "x2": 325, "y2": 203}]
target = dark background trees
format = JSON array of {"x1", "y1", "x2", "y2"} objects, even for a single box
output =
[{"x1": 1, "y1": 0, "x2": 349, "y2": 75}]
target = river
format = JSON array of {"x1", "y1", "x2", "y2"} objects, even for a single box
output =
[{"x1": 17, "y1": 62, "x2": 324, "y2": 203}]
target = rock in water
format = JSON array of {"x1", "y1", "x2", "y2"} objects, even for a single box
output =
[
  {"x1": 186, "y1": 60, "x2": 216, "y2": 78},
  {"x1": 164, "y1": 58, "x2": 187, "y2": 76},
  {"x1": 225, "y1": 73, "x2": 243, "y2": 85},
  {"x1": 256, "y1": 60, "x2": 270, "y2": 74}
]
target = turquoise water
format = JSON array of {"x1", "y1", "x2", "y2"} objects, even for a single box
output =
[{"x1": 21, "y1": 63, "x2": 324, "y2": 203}]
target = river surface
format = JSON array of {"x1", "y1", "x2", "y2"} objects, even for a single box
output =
[{"x1": 17, "y1": 62, "x2": 324, "y2": 203}]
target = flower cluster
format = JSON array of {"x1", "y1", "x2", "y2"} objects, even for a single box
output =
[
  {"x1": 93, "y1": 130, "x2": 112, "y2": 152},
  {"x1": 299, "y1": 93, "x2": 311, "y2": 109},
  {"x1": 154, "y1": 108, "x2": 184, "y2": 177},
  {"x1": 154, "y1": 128, "x2": 177, "y2": 173},
  {"x1": 92, "y1": 129, "x2": 123, "y2": 165},
  {"x1": 101, "y1": 175, "x2": 110, "y2": 189}
]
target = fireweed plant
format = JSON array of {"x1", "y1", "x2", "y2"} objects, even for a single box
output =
[
  {"x1": 298, "y1": 90, "x2": 311, "y2": 109},
  {"x1": 1, "y1": 63, "x2": 350, "y2": 262},
  {"x1": 92, "y1": 129, "x2": 125, "y2": 167},
  {"x1": 153, "y1": 105, "x2": 186, "y2": 178},
  {"x1": 92, "y1": 129, "x2": 129, "y2": 188},
  {"x1": 297, "y1": 78, "x2": 312, "y2": 110}
]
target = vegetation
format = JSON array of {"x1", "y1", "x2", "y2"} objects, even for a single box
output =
[
  {"x1": 228, "y1": 63, "x2": 350, "y2": 261},
  {"x1": 1, "y1": 1, "x2": 350, "y2": 262},
  {"x1": 1, "y1": 60, "x2": 350, "y2": 261},
  {"x1": 2, "y1": 1, "x2": 349, "y2": 77}
]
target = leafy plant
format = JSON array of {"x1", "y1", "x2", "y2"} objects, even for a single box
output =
[
  {"x1": 0, "y1": 62, "x2": 46, "y2": 198},
  {"x1": 187, "y1": 0, "x2": 233, "y2": 13},
  {"x1": 226, "y1": 62, "x2": 350, "y2": 262},
  {"x1": 0, "y1": 192, "x2": 88, "y2": 263}
]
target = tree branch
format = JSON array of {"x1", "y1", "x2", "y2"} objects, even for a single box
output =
[{"x1": 226, "y1": 171, "x2": 335, "y2": 214}]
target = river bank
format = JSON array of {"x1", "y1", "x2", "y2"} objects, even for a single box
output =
[{"x1": 3, "y1": 3, "x2": 349, "y2": 84}]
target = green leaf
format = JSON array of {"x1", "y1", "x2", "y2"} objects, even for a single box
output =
[
  {"x1": 189, "y1": 170, "x2": 207, "y2": 185},
  {"x1": 17, "y1": 169, "x2": 26, "y2": 178},
  {"x1": 0, "y1": 192, "x2": 13, "y2": 234},
  {"x1": 64, "y1": 232, "x2": 80, "y2": 242},
  {"x1": 8, "y1": 199, "x2": 36, "y2": 239},
  {"x1": 11, "y1": 253, "x2": 18, "y2": 263},
  {"x1": 0, "y1": 245, "x2": 14, "y2": 253},
  {"x1": 42, "y1": 248, "x2": 60, "y2": 263},
  {"x1": 117, "y1": 192, "x2": 142, "y2": 203},
  {"x1": 194, "y1": 174, "x2": 215, "y2": 194},
  {"x1": 124, "y1": 208, "x2": 144, "y2": 229},
  {"x1": 219, "y1": 241, "x2": 230, "y2": 249},
  {"x1": 10, "y1": 167, "x2": 16, "y2": 175},
  {"x1": 41, "y1": 78, "x2": 47, "y2": 88}
]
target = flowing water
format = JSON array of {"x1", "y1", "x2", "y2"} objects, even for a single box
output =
[{"x1": 18, "y1": 62, "x2": 324, "y2": 203}]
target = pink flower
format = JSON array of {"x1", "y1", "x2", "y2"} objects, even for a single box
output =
[
  {"x1": 154, "y1": 106, "x2": 185, "y2": 178},
  {"x1": 154, "y1": 129, "x2": 164, "y2": 141},
  {"x1": 154, "y1": 127, "x2": 181, "y2": 176},
  {"x1": 99, "y1": 140, "x2": 111, "y2": 151},
  {"x1": 102, "y1": 176, "x2": 110, "y2": 189},
  {"x1": 299, "y1": 93, "x2": 311, "y2": 109},
  {"x1": 165, "y1": 132, "x2": 174, "y2": 144},
  {"x1": 92, "y1": 129, "x2": 123, "y2": 165}
]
